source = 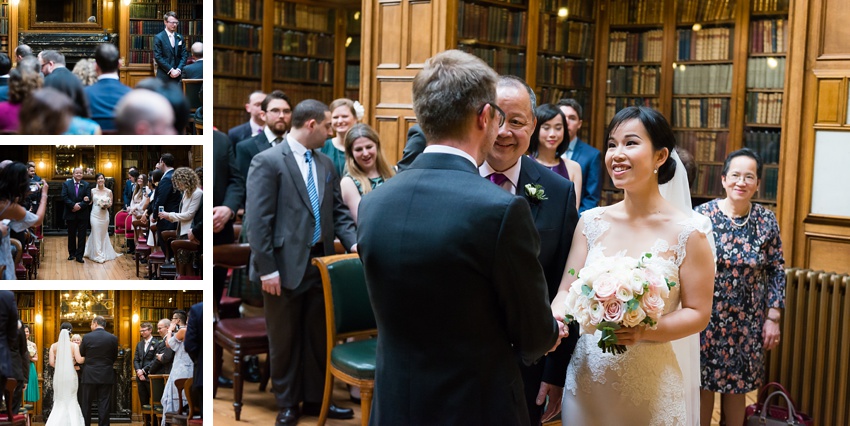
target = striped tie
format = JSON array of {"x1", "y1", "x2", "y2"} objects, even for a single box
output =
[{"x1": 304, "y1": 151, "x2": 321, "y2": 245}]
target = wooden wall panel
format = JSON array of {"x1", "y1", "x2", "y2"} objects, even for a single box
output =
[
  {"x1": 377, "y1": 1, "x2": 403, "y2": 69},
  {"x1": 819, "y1": 0, "x2": 850, "y2": 59},
  {"x1": 376, "y1": 78, "x2": 414, "y2": 108},
  {"x1": 375, "y1": 116, "x2": 402, "y2": 162},
  {"x1": 407, "y1": 1, "x2": 433, "y2": 67},
  {"x1": 807, "y1": 235, "x2": 850, "y2": 274},
  {"x1": 816, "y1": 79, "x2": 843, "y2": 124}
]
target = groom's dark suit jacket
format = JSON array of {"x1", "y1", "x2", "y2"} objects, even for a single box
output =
[
  {"x1": 79, "y1": 328, "x2": 118, "y2": 384},
  {"x1": 61, "y1": 179, "x2": 92, "y2": 221},
  {"x1": 357, "y1": 153, "x2": 559, "y2": 425},
  {"x1": 133, "y1": 337, "x2": 159, "y2": 372}
]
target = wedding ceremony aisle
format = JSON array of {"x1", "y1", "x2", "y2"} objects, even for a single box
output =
[{"x1": 37, "y1": 236, "x2": 141, "y2": 280}]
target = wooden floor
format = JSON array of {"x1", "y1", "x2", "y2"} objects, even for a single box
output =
[
  {"x1": 36, "y1": 235, "x2": 143, "y2": 280},
  {"x1": 213, "y1": 351, "x2": 755, "y2": 425}
]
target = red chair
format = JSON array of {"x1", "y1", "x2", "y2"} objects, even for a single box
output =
[
  {"x1": 172, "y1": 239, "x2": 202, "y2": 280},
  {"x1": 133, "y1": 220, "x2": 151, "y2": 277},
  {"x1": 0, "y1": 378, "x2": 27, "y2": 425},
  {"x1": 10, "y1": 239, "x2": 27, "y2": 280},
  {"x1": 115, "y1": 211, "x2": 129, "y2": 248}
]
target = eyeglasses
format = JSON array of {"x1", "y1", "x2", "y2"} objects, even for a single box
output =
[
  {"x1": 479, "y1": 102, "x2": 506, "y2": 127},
  {"x1": 265, "y1": 108, "x2": 292, "y2": 116},
  {"x1": 166, "y1": 20, "x2": 179, "y2": 24},
  {"x1": 726, "y1": 172, "x2": 757, "y2": 185}
]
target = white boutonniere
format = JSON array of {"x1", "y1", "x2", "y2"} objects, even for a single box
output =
[{"x1": 524, "y1": 183, "x2": 547, "y2": 205}]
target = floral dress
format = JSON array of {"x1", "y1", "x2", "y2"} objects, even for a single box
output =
[{"x1": 695, "y1": 199, "x2": 786, "y2": 393}]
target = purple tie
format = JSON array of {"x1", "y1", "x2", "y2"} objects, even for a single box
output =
[
  {"x1": 489, "y1": 173, "x2": 508, "y2": 187},
  {"x1": 75, "y1": 182, "x2": 79, "y2": 196}
]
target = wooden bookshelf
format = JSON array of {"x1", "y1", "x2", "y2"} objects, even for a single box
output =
[
  {"x1": 0, "y1": 0, "x2": 8, "y2": 57},
  {"x1": 213, "y1": 0, "x2": 359, "y2": 134},
  {"x1": 137, "y1": 290, "x2": 201, "y2": 324}
]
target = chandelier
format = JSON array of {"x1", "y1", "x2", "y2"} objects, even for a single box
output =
[{"x1": 61, "y1": 291, "x2": 114, "y2": 321}]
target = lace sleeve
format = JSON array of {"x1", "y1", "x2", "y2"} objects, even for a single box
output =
[
  {"x1": 581, "y1": 207, "x2": 608, "y2": 251},
  {"x1": 671, "y1": 214, "x2": 714, "y2": 267}
]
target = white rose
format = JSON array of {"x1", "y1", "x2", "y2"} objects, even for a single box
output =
[{"x1": 622, "y1": 306, "x2": 647, "y2": 327}]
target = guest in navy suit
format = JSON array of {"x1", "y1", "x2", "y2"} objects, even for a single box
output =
[
  {"x1": 153, "y1": 11, "x2": 189, "y2": 85},
  {"x1": 0, "y1": 54, "x2": 10, "y2": 102},
  {"x1": 479, "y1": 76, "x2": 579, "y2": 425},
  {"x1": 184, "y1": 302, "x2": 203, "y2": 413},
  {"x1": 227, "y1": 91, "x2": 266, "y2": 144},
  {"x1": 558, "y1": 98, "x2": 603, "y2": 213},
  {"x1": 86, "y1": 43, "x2": 132, "y2": 132},
  {"x1": 235, "y1": 90, "x2": 292, "y2": 178},
  {"x1": 149, "y1": 153, "x2": 182, "y2": 256},
  {"x1": 181, "y1": 42, "x2": 203, "y2": 79}
]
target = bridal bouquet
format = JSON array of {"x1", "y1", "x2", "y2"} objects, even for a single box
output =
[
  {"x1": 563, "y1": 253, "x2": 676, "y2": 354},
  {"x1": 97, "y1": 198, "x2": 110, "y2": 209}
]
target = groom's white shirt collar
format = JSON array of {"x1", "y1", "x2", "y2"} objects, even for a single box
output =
[{"x1": 422, "y1": 145, "x2": 477, "y2": 167}]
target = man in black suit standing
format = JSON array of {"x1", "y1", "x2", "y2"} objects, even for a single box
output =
[
  {"x1": 183, "y1": 303, "x2": 203, "y2": 413},
  {"x1": 357, "y1": 50, "x2": 566, "y2": 425},
  {"x1": 153, "y1": 11, "x2": 188, "y2": 85},
  {"x1": 227, "y1": 91, "x2": 266, "y2": 145},
  {"x1": 246, "y1": 99, "x2": 357, "y2": 426},
  {"x1": 149, "y1": 153, "x2": 181, "y2": 256},
  {"x1": 0, "y1": 291, "x2": 16, "y2": 397},
  {"x1": 235, "y1": 90, "x2": 292, "y2": 178},
  {"x1": 480, "y1": 76, "x2": 579, "y2": 425},
  {"x1": 395, "y1": 124, "x2": 425, "y2": 172},
  {"x1": 79, "y1": 316, "x2": 118, "y2": 426},
  {"x1": 213, "y1": 130, "x2": 244, "y2": 311},
  {"x1": 133, "y1": 322, "x2": 158, "y2": 426},
  {"x1": 39, "y1": 50, "x2": 89, "y2": 116},
  {"x1": 62, "y1": 167, "x2": 91, "y2": 263},
  {"x1": 144, "y1": 319, "x2": 174, "y2": 376}
]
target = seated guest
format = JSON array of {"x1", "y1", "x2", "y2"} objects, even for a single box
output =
[
  {"x1": 340, "y1": 123, "x2": 395, "y2": 223},
  {"x1": 0, "y1": 53, "x2": 10, "y2": 102},
  {"x1": 136, "y1": 78, "x2": 189, "y2": 134},
  {"x1": 15, "y1": 44, "x2": 33, "y2": 63},
  {"x1": 114, "y1": 89, "x2": 177, "y2": 135},
  {"x1": 182, "y1": 42, "x2": 203, "y2": 79},
  {"x1": 0, "y1": 58, "x2": 43, "y2": 133},
  {"x1": 158, "y1": 167, "x2": 202, "y2": 238},
  {"x1": 43, "y1": 65, "x2": 101, "y2": 135},
  {"x1": 86, "y1": 43, "x2": 131, "y2": 132},
  {"x1": 19, "y1": 88, "x2": 75, "y2": 135},
  {"x1": 72, "y1": 59, "x2": 98, "y2": 86}
]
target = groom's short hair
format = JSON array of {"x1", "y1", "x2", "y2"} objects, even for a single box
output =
[
  {"x1": 92, "y1": 316, "x2": 107, "y2": 327},
  {"x1": 141, "y1": 322, "x2": 153, "y2": 330}
]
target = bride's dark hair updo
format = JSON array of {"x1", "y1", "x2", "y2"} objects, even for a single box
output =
[
  {"x1": 605, "y1": 106, "x2": 677, "y2": 185},
  {"x1": 60, "y1": 322, "x2": 73, "y2": 332}
]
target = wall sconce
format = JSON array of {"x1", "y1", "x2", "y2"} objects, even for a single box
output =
[
  {"x1": 11, "y1": 0, "x2": 19, "y2": 6},
  {"x1": 35, "y1": 314, "x2": 43, "y2": 324},
  {"x1": 105, "y1": 161, "x2": 113, "y2": 169},
  {"x1": 132, "y1": 313, "x2": 139, "y2": 323},
  {"x1": 38, "y1": 161, "x2": 45, "y2": 168},
  {"x1": 123, "y1": 0, "x2": 131, "y2": 5}
]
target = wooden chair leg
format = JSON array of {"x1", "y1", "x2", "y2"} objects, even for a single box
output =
[
  {"x1": 233, "y1": 348, "x2": 243, "y2": 421},
  {"x1": 360, "y1": 387, "x2": 373, "y2": 426},
  {"x1": 213, "y1": 341, "x2": 222, "y2": 398},
  {"x1": 317, "y1": 369, "x2": 334, "y2": 426}
]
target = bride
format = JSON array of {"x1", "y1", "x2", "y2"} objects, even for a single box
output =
[
  {"x1": 84, "y1": 173, "x2": 120, "y2": 263},
  {"x1": 47, "y1": 323, "x2": 86, "y2": 426},
  {"x1": 552, "y1": 106, "x2": 715, "y2": 425}
]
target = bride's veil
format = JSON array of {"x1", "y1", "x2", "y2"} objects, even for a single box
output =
[
  {"x1": 53, "y1": 329, "x2": 79, "y2": 403},
  {"x1": 659, "y1": 149, "x2": 715, "y2": 426}
]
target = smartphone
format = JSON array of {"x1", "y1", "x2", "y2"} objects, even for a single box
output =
[{"x1": 158, "y1": 206, "x2": 164, "y2": 213}]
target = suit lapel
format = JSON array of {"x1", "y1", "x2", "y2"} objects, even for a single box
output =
[
  {"x1": 518, "y1": 157, "x2": 541, "y2": 220},
  {"x1": 254, "y1": 133, "x2": 269, "y2": 154},
  {"x1": 281, "y1": 143, "x2": 313, "y2": 211}
]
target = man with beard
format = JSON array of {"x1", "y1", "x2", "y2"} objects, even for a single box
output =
[{"x1": 235, "y1": 90, "x2": 292, "y2": 179}]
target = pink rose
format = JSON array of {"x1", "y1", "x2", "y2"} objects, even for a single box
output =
[
  {"x1": 602, "y1": 300, "x2": 626, "y2": 323},
  {"x1": 640, "y1": 292, "x2": 665, "y2": 316},
  {"x1": 593, "y1": 273, "x2": 619, "y2": 301}
]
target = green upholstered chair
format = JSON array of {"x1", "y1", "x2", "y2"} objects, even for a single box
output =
[
  {"x1": 149, "y1": 374, "x2": 168, "y2": 426},
  {"x1": 312, "y1": 253, "x2": 377, "y2": 426}
]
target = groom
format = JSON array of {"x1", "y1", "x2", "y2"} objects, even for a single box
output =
[
  {"x1": 80, "y1": 316, "x2": 118, "y2": 426},
  {"x1": 61, "y1": 167, "x2": 92, "y2": 263}
]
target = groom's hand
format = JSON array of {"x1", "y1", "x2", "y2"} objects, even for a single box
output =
[
  {"x1": 136, "y1": 369, "x2": 146, "y2": 381},
  {"x1": 262, "y1": 276, "x2": 282, "y2": 296},
  {"x1": 537, "y1": 382, "x2": 564, "y2": 422},
  {"x1": 548, "y1": 314, "x2": 568, "y2": 353}
]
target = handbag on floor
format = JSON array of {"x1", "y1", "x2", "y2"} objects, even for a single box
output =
[{"x1": 745, "y1": 382, "x2": 813, "y2": 426}]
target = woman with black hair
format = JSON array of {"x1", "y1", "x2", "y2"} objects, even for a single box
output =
[
  {"x1": 83, "y1": 173, "x2": 121, "y2": 263},
  {"x1": 529, "y1": 103, "x2": 583, "y2": 210},
  {"x1": 0, "y1": 161, "x2": 48, "y2": 280}
]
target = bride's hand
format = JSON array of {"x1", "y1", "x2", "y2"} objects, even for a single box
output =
[{"x1": 613, "y1": 325, "x2": 645, "y2": 346}]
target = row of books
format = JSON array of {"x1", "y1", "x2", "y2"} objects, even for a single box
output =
[
  {"x1": 128, "y1": 51, "x2": 153, "y2": 64},
  {"x1": 273, "y1": 56, "x2": 333, "y2": 83},
  {"x1": 672, "y1": 98, "x2": 730, "y2": 128},
  {"x1": 676, "y1": 0, "x2": 735, "y2": 23},
  {"x1": 540, "y1": 0, "x2": 594, "y2": 18},
  {"x1": 347, "y1": 37, "x2": 362, "y2": 61},
  {"x1": 750, "y1": 19, "x2": 787, "y2": 53},
  {"x1": 693, "y1": 164, "x2": 726, "y2": 196},
  {"x1": 673, "y1": 64, "x2": 733, "y2": 94},
  {"x1": 274, "y1": 3, "x2": 333, "y2": 33},
  {"x1": 214, "y1": 78, "x2": 259, "y2": 107},
  {"x1": 758, "y1": 167, "x2": 779, "y2": 201},
  {"x1": 16, "y1": 292, "x2": 34, "y2": 306},
  {"x1": 272, "y1": 30, "x2": 334, "y2": 57},
  {"x1": 182, "y1": 292, "x2": 203, "y2": 306},
  {"x1": 673, "y1": 130, "x2": 728, "y2": 162},
  {"x1": 1, "y1": 3, "x2": 8, "y2": 18},
  {"x1": 130, "y1": 35, "x2": 156, "y2": 50},
  {"x1": 538, "y1": 18, "x2": 594, "y2": 56},
  {"x1": 536, "y1": 86, "x2": 591, "y2": 106},
  {"x1": 608, "y1": 30, "x2": 663, "y2": 63},
  {"x1": 459, "y1": 45, "x2": 526, "y2": 77},
  {"x1": 745, "y1": 92, "x2": 783, "y2": 125},
  {"x1": 140, "y1": 292, "x2": 177, "y2": 306},
  {"x1": 537, "y1": 56, "x2": 592, "y2": 88},
  {"x1": 214, "y1": 0, "x2": 262, "y2": 21},
  {"x1": 746, "y1": 57, "x2": 785, "y2": 89},
  {"x1": 130, "y1": 20, "x2": 166, "y2": 35},
  {"x1": 605, "y1": 96, "x2": 660, "y2": 123},
  {"x1": 140, "y1": 308, "x2": 177, "y2": 321},
  {"x1": 214, "y1": 22, "x2": 262, "y2": 49},
  {"x1": 214, "y1": 49, "x2": 261, "y2": 75},
  {"x1": 608, "y1": 0, "x2": 664, "y2": 25},
  {"x1": 19, "y1": 310, "x2": 35, "y2": 323},
  {"x1": 607, "y1": 65, "x2": 659, "y2": 95},
  {"x1": 458, "y1": 3, "x2": 528, "y2": 46},
  {"x1": 176, "y1": 3, "x2": 202, "y2": 21},
  {"x1": 752, "y1": 0, "x2": 789, "y2": 13},
  {"x1": 743, "y1": 130, "x2": 781, "y2": 163},
  {"x1": 676, "y1": 27, "x2": 733, "y2": 61},
  {"x1": 216, "y1": 109, "x2": 246, "y2": 135},
  {"x1": 130, "y1": 4, "x2": 170, "y2": 20},
  {"x1": 346, "y1": 64, "x2": 361, "y2": 88}
]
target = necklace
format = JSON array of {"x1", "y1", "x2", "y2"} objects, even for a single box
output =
[{"x1": 724, "y1": 199, "x2": 751, "y2": 228}]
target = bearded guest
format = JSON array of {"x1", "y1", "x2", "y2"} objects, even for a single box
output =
[{"x1": 235, "y1": 90, "x2": 293, "y2": 179}]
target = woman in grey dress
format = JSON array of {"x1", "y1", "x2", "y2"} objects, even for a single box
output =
[{"x1": 160, "y1": 310, "x2": 194, "y2": 425}]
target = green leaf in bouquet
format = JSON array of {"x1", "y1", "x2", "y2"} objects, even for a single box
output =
[
  {"x1": 568, "y1": 268, "x2": 576, "y2": 276},
  {"x1": 626, "y1": 299, "x2": 639, "y2": 312},
  {"x1": 581, "y1": 284, "x2": 594, "y2": 298},
  {"x1": 666, "y1": 278, "x2": 677, "y2": 290}
]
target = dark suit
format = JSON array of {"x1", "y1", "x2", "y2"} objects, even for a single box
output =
[
  {"x1": 181, "y1": 59, "x2": 203, "y2": 79},
  {"x1": 151, "y1": 168, "x2": 182, "y2": 254},
  {"x1": 234, "y1": 131, "x2": 272, "y2": 179},
  {"x1": 395, "y1": 124, "x2": 426, "y2": 172},
  {"x1": 213, "y1": 131, "x2": 245, "y2": 308},
  {"x1": 79, "y1": 327, "x2": 118, "y2": 426},
  {"x1": 85, "y1": 78, "x2": 131, "y2": 132},
  {"x1": 514, "y1": 157, "x2": 579, "y2": 425},
  {"x1": 153, "y1": 30, "x2": 189, "y2": 84},
  {"x1": 184, "y1": 303, "x2": 203, "y2": 411},
  {"x1": 569, "y1": 138, "x2": 603, "y2": 213},
  {"x1": 0, "y1": 291, "x2": 16, "y2": 384},
  {"x1": 133, "y1": 336, "x2": 159, "y2": 413},
  {"x1": 61, "y1": 178, "x2": 92, "y2": 259},
  {"x1": 123, "y1": 178, "x2": 135, "y2": 209},
  {"x1": 227, "y1": 122, "x2": 256, "y2": 147},
  {"x1": 144, "y1": 339, "x2": 174, "y2": 375},
  {"x1": 44, "y1": 67, "x2": 90, "y2": 117},
  {"x1": 357, "y1": 152, "x2": 559, "y2": 425},
  {"x1": 246, "y1": 138, "x2": 357, "y2": 408},
  {"x1": 9, "y1": 326, "x2": 29, "y2": 413}
]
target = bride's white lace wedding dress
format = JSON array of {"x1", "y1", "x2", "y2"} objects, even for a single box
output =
[
  {"x1": 84, "y1": 189, "x2": 120, "y2": 263},
  {"x1": 46, "y1": 329, "x2": 85, "y2": 426},
  {"x1": 562, "y1": 206, "x2": 710, "y2": 426}
]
